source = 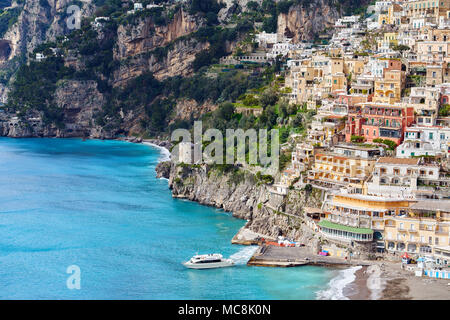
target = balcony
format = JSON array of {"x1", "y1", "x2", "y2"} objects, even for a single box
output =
[
  {"x1": 435, "y1": 229, "x2": 449, "y2": 235},
  {"x1": 363, "y1": 122, "x2": 402, "y2": 129},
  {"x1": 419, "y1": 225, "x2": 434, "y2": 231}
]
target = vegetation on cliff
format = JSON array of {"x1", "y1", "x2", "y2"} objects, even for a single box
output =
[
  {"x1": 8, "y1": 56, "x2": 74, "y2": 127},
  {"x1": 4, "y1": 0, "x2": 362, "y2": 137},
  {"x1": 0, "y1": 6, "x2": 21, "y2": 37}
]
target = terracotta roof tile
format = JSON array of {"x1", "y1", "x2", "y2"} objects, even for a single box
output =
[{"x1": 377, "y1": 157, "x2": 420, "y2": 165}]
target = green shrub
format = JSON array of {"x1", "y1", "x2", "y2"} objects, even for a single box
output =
[{"x1": 351, "y1": 135, "x2": 365, "y2": 143}]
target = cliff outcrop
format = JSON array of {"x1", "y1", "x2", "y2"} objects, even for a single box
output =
[
  {"x1": 0, "y1": 79, "x2": 111, "y2": 138},
  {"x1": 277, "y1": 1, "x2": 340, "y2": 41},
  {"x1": 161, "y1": 162, "x2": 323, "y2": 240}
]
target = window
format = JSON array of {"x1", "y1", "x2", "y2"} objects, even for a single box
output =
[{"x1": 429, "y1": 132, "x2": 434, "y2": 139}]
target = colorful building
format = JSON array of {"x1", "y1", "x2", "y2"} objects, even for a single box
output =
[
  {"x1": 307, "y1": 144, "x2": 382, "y2": 190},
  {"x1": 345, "y1": 102, "x2": 415, "y2": 145}
]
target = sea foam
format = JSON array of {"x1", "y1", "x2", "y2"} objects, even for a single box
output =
[
  {"x1": 143, "y1": 142, "x2": 171, "y2": 162},
  {"x1": 316, "y1": 266, "x2": 362, "y2": 300}
]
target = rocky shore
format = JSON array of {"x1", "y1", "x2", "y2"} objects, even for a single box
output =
[{"x1": 157, "y1": 160, "x2": 325, "y2": 242}]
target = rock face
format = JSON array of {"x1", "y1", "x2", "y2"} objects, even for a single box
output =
[
  {"x1": 162, "y1": 162, "x2": 323, "y2": 240},
  {"x1": 173, "y1": 99, "x2": 218, "y2": 122},
  {"x1": 277, "y1": 1, "x2": 340, "y2": 42},
  {"x1": 0, "y1": 0, "x2": 95, "y2": 102},
  {"x1": 114, "y1": 39, "x2": 209, "y2": 85},
  {"x1": 115, "y1": 8, "x2": 202, "y2": 60},
  {"x1": 0, "y1": 0, "x2": 364, "y2": 138},
  {"x1": 113, "y1": 8, "x2": 207, "y2": 85},
  {"x1": 54, "y1": 80, "x2": 107, "y2": 138},
  {"x1": 0, "y1": 79, "x2": 111, "y2": 138},
  {"x1": 156, "y1": 161, "x2": 171, "y2": 179},
  {"x1": 4, "y1": 0, "x2": 95, "y2": 59}
]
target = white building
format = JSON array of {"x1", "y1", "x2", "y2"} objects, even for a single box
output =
[
  {"x1": 366, "y1": 157, "x2": 441, "y2": 199},
  {"x1": 255, "y1": 31, "x2": 280, "y2": 47},
  {"x1": 365, "y1": 57, "x2": 389, "y2": 78},
  {"x1": 374, "y1": 1, "x2": 392, "y2": 13},
  {"x1": 397, "y1": 126, "x2": 450, "y2": 158},
  {"x1": 36, "y1": 53, "x2": 45, "y2": 62},
  {"x1": 266, "y1": 41, "x2": 296, "y2": 59}
]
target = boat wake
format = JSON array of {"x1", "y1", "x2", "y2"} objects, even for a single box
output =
[
  {"x1": 230, "y1": 246, "x2": 258, "y2": 265},
  {"x1": 316, "y1": 266, "x2": 362, "y2": 300}
]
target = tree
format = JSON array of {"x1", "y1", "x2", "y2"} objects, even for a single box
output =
[
  {"x1": 260, "y1": 88, "x2": 279, "y2": 108},
  {"x1": 392, "y1": 44, "x2": 410, "y2": 53},
  {"x1": 217, "y1": 102, "x2": 235, "y2": 122},
  {"x1": 246, "y1": 1, "x2": 259, "y2": 11}
]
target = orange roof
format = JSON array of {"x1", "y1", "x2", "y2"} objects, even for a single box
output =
[{"x1": 377, "y1": 157, "x2": 419, "y2": 165}]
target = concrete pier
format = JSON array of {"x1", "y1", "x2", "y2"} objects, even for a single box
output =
[{"x1": 247, "y1": 245, "x2": 372, "y2": 268}]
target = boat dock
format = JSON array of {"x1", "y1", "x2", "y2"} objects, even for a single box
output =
[{"x1": 247, "y1": 245, "x2": 372, "y2": 268}]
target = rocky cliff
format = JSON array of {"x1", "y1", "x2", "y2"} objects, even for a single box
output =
[
  {"x1": 3, "y1": 0, "x2": 95, "y2": 59},
  {"x1": 277, "y1": 1, "x2": 339, "y2": 41},
  {"x1": 159, "y1": 162, "x2": 323, "y2": 241},
  {"x1": 0, "y1": 0, "x2": 366, "y2": 139},
  {"x1": 0, "y1": 79, "x2": 110, "y2": 138},
  {"x1": 113, "y1": 8, "x2": 207, "y2": 84}
]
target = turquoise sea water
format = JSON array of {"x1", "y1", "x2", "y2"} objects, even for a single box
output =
[{"x1": 0, "y1": 138, "x2": 337, "y2": 299}]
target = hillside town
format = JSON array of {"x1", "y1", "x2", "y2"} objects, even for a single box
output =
[{"x1": 207, "y1": 0, "x2": 450, "y2": 279}]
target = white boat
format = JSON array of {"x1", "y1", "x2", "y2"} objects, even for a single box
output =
[{"x1": 183, "y1": 253, "x2": 234, "y2": 269}]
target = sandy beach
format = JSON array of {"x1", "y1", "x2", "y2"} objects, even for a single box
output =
[
  {"x1": 347, "y1": 261, "x2": 450, "y2": 300},
  {"x1": 345, "y1": 266, "x2": 371, "y2": 300}
]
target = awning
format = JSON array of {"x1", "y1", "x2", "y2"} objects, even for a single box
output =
[{"x1": 318, "y1": 220, "x2": 373, "y2": 234}]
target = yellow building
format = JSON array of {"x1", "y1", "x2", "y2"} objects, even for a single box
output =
[
  {"x1": 385, "y1": 200, "x2": 450, "y2": 256},
  {"x1": 406, "y1": 0, "x2": 450, "y2": 21},
  {"x1": 344, "y1": 59, "x2": 366, "y2": 76},
  {"x1": 321, "y1": 193, "x2": 413, "y2": 251},
  {"x1": 374, "y1": 70, "x2": 403, "y2": 103},
  {"x1": 307, "y1": 145, "x2": 381, "y2": 190},
  {"x1": 379, "y1": 4, "x2": 403, "y2": 25},
  {"x1": 378, "y1": 12, "x2": 391, "y2": 26},
  {"x1": 327, "y1": 73, "x2": 347, "y2": 93},
  {"x1": 426, "y1": 64, "x2": 443, "y2": 86}
]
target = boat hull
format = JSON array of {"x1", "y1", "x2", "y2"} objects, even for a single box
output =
[{"x1": 183, "y1": 260, "x2": 234, "y2": 269}]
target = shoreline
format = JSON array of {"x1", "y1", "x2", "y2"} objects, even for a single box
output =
[
  {"x1": 142, "y1": 140, "x2": 171, "y2": 162},
  {"x1": 6, "y1": 136, "x2": 449, "y2": 300},
  {"x1": 344, "y1": 261, "x2": 450, "y2": 300}
]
